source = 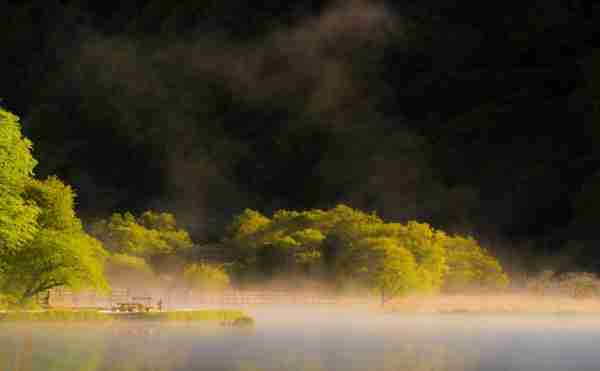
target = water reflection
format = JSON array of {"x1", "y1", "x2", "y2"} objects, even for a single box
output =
[{"x1": 2, "y1": 312, "x2": 600, "y2": 371}]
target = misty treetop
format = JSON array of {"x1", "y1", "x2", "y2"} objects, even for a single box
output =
[
  {"x1": 105, "y1": 253, "x2": 157, "y2": 289},
  {"x1": 89, "y1": 210, "x2": 193, "y2": 260},
  {"x1": 183, "y1": 263, "x2": 230, "y2": 291},
  {"x1": 226, "y1": 205, "x2": 508, "y2": 298},
  {"x1": 444, "y1": 236, "x2": 509, "y2": 292},
  {"x1": 0, "y1": 108, "x2": 108, "y2": 304}
]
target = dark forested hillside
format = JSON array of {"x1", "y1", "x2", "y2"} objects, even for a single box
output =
[{"x1": 2, "y1": 0, "x2": 600, "y2": 271}]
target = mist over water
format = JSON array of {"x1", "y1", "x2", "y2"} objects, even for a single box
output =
[{"x1": 2, "y1": 307, "x2": 600, "y2": 371}]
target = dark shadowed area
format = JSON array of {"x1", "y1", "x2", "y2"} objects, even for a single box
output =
[{"x1": 3, "y1": 0, "x2": 600, "y2": 271}]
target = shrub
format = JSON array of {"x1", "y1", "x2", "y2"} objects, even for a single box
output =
[
  {"x1": 183, "y1": 263, "x2": 230, "y2": 291},
  {"x1": 232, "y1": 316, "x2": 255, "y2": 327},
  {"x1": 558, "y1": 272, "x2": 600, "y2": 299},
  {"x1": 124, "y1": 310, "x2": 250, "y2": 322},
  {"x1": 524, "y1": 270, "x2": 557, "y2": 296}
]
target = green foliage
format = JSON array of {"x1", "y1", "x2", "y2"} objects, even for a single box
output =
[
  {"x1": 351, "y1": 237, "x2": 419, "y2": 303},
  {"x1": 138, "y1": 210, "x2": 178, "y2": 231},
  {"x1": 126, "y1": 310, "x2": 250, "y2": 322},
  {"x1": 90, "y1": 211, "x2": 192, "y2": 263},
  {"x1": 0, "y1": 292, "x2": 9, "y2": 310},
  {"x1": 23, "y1": 176, "x2": 81, "y2": 230},
  {"x1": 226, "y1": 204, "x2": 507, "y2": 298},
  {"x1": 396, "y1": 222, "x2": 448, "y2": 292},
  {"x1": 2, "y1": 227, "x2": 109, "y2": 303},
  {"x1": 0, "y1": 108, "x2": 40, "y2": 254},
  {"x1": 0, "y1": 109, "x2": 109, "y2": 303},
  {"x1": 443, "y1": 236, "x2": 509, "y2": 292},
  {"x1": 325, "y1": 216, "x2": 448, "y2": 294},
  {"x1": 183, "y1": 263, "x2": 230, "y2": 291},
  {"x1": 0, "y1": 108, "x2": 37, "y2": 191},
  {"x1": 105, "y1": 253, "x2": 156, "y2": 288},
  {"x1": 107, "y1": 253, "x2": 153, "y2": 275},
  {"x1": 227, "y1": 209, "x2": 271, "y2": 242}
]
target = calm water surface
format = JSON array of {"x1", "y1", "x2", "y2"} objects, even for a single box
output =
[{"x1": 1, "y1": 307, "x2": 599, "y2": 371}]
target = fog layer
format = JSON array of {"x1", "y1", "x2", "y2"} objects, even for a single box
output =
[{"x1": 2, "y1": 309, "x2": 600, "y2": 371}]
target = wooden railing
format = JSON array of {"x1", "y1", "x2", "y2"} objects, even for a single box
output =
[{"x1": 44, "y1": 288, "x2": 374, "y2": 308}]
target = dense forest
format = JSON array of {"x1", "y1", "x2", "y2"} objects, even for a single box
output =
[
  {"x1": 1, "y1": 107, "x2": 508, "y2": 305},
  {"x1": 2, "y1": 1, "x2": 600, "y2": 274}
]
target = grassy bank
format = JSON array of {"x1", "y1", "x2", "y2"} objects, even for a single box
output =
[
  {"x1": 0, "y1": 309, "x2": 254, "y2": 325},
  {"x1": 0, "y1": 310, "x2": 113, "y2": 322}
]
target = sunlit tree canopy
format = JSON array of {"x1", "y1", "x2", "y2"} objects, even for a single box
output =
[
  {"x1": 90, "y1": 211, "x2": 193, "y2": 260},
  {"x1": 183, "y1": 263, "x2": 230, "y2": 291},
  {"x1": 225, "y1": 204, "x2": 507, "y2": 297},
  {"x1": 0, "y1": 108, "x2": 109, "y2": 304}
]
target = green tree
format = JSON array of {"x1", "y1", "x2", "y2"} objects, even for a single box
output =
[
  {"x1": 291, "y1": 228, "x2": 325, "y2": 274},
  {"x1": 443, "y1": 235, "x2": 508, "y2": 292},
  {"x1": 227, "y1": 209, "x2": 271, "y2": 241},
  {"x1": 0, "y1": 108, "x2": 39, "y2": 256},
  {"x1": 2, "y1": 176, "x2": 108, "y2": 304},
  {"x1": 324, "y1": 217, "x2": 448, "y2": 293},
  {"x1": 350, "y1": 237, "x2": 419, "y2": 304},
  {"x1": 23, "y1": 176, "x2": 81, "y2": 230},
  {"x1": 0, "y1": 108, "x2": 108, "y2": 304},
  {"x1": 225, "y1": 204, "x2": 506, "y2": 296},
  {"x1": 183, "y1": 263, "x2": 230, "y2": 291},
  {"x1": 105, "y1": 253, "x2": 156, "y2": 289},
  {"x1": 397, "y1": 222, "x2": 448, "y2": 292},
  {"x1": 89, "y1": 210, "x2": 193, "y2": 271}
]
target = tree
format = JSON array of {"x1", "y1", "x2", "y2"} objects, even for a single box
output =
[
  {"x1": 227, "y1": 205, "x2": 385, "y2": 281},
  {"x1": 0, "y1": 108, "x2": 109, "y2": 304},
  {"x1": 182, "y1": 263, "x2": 230, "y2": 291},
  {"x1": 1, "y1": 176, "x2": 108, "y2": 304},
  {"x1": 403, "y1": 222, "x2": 448, "y2": 291},
  {"x1": 2, "y1": 230, "x2": 108, "y2": 303},
  {"x1": 291, "y1": 228, "x2": 325, "y2": 274},
  {"x1": 443, "y1": 236, "x2": 508, "y2": 292},
  {"x1": 323, "y1": 216, "x2": 448, "y2": 294},
  {"x1": 226, "y1": 209, "x2": 271, "y2": 241},
  {"x1": 105, "y1": 253, "x2": 156, "y2": 289},
  {"x1": 23, "y1": 177, "x2": 81, "y2": 230},
  {"x1": 351, "y1": 237, "x2": 419, "y2": 305},
  {"x1": 89, "y1": 211, "x2": 193, "y2": 271},
  {"x1": 225, "y1": 205, "x2": 506, "y2": 296},
  {"x1": 0, "y1": 108, "x2": 39, "y2": 256}
]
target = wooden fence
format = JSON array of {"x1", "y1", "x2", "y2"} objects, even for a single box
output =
[{"x1": 42, "y1": 288, "x2": 373, "y2": 308}]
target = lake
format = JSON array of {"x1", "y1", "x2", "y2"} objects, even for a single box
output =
[{"x1": 1, "y1": 306, "x2": 599, "y2": 371}]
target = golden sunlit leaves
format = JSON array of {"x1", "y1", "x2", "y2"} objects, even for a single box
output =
[{"x1": 226, "y1": 204, "x2": 508, "y2": 297}]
